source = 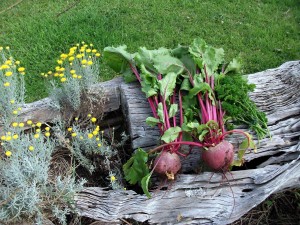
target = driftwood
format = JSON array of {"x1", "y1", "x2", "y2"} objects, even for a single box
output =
[
  {"x1": 2, "y1": 61, "x2": 299, "y2": 224},
  {"x1": 75, "y1": 61, "x2": 300, "y2": 224}
]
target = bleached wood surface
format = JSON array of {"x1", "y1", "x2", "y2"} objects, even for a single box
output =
[{"x1": 75, "y1": 61, "x2": 300, "y2": 224}]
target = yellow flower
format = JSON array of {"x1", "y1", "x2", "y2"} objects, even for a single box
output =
[
  {"x1": 36, "y1": 122, "x2": 42, "y2": 127},
  {"x1": 69, "y1": 56, "x2": 75, "y2": 61},
  {"x1": 95, "y1": 53, "x2": 101, "y2": 57},
  {"x1": 48, "y1": 71, "x2": 53, "y2": 75},
  {"x1": 6, "y1": 132, "x2": 11, "y2": 135},
  {"x1": 72, "y1": 74, "x2": 78, "y2": 79},
  {"x1": 12, "y1": 122, "x2": 18, "y2": 127},
  {"x1": 87, "y1": 114, "x2": 92, "y2": 117},
  {"x1": 27, "y1": 120, "x2": 33, "y2": 125},
  {"x1": 92, "y1": 130, "x2": 98, "y2": 135},
  {"x1": 13, "y1": 134, "x2": 18, "y2": 139},
  {"x1": 75, "y1": 117, "x2": 79, "y2": 121},
  {"x1": 59, "y1": 73, "x2": 64, "y2": 77},
  {"x1": 34, "y1": 133, "x2": 40, "y2": 139},
  {"x1": 18, "y1": 67, "x2": 25, "y2": 72},
  {"x1": 81, "y1": 59, "x2": 87, "y2": 65},
  {"x1": 91, "y1": 117, "x2": 97, "y2": 123},
  {"x1": 13, "y1": 110, "x2": 18, "y2": 115},
  {"x1": 1, "y1": 136, "x2": 6, "y2": 141},
  {"x1": 29, "y1": 146, "x2": 34, "y2": 151},
  {"x1": 5, "y1": 46, "x2": 10, "y2": 50},
  {"x1": 67, "y1": 127, "x2": 72, "y2": 132},
  {"x1": 70, "y1": 69, "x2": 76, "y2": 74},
  {"x1": 61, "y1": 77, "x2": 67, "y2": 82},
  {"x1": 5, "y1": 60, "x2": 12, "y2": 65},
  {"x1": 4, "y1": 82, "x2": 10, "y2": 87},
  {"x1": 57, "y1": 60, "x2": 63, "y2": 65},
  {"x1": 92, "y1": 49, "x2": 97, "y2": 53},
  {"x1": 10, "y1": 99, "x2": 15, "y2": 104},
  {"x1": 71, "y1": 132, "x2": 77, "y2": 137},
  {"x1": 59, "y1": 67, "x2": 65, "y2": 72},
  {"x1": 17, "y1": 107, "x2": 22, "y2": 111},
  {"x1": 44, "y1": 132, "x2": 50, "y2": 137},
  {"x1": 76, "y1": 54, "x2": 82, "y2": 59},
  {"x1": 54, "y1": 73, "x2": 59, "y2": 77},
  {"x1": 97, "y1": 143, "x2": 102, "y2": 147},
  {"x1": 0, "y1": 46, "x2": 3, "y2": 51},
  {"x1": 6, "y1": 136, "x2": 12, "y2": 141},
  {"x1": 96, "y1": 137, "x2": 100, "y2": 141},
  {"x1": 36, "y1": 128, "x2": 41, "y2": 133},
  {"x1": 18, "y1": 123, "x2": 24, "y2": 128},
  {"x1": 80, "y1": 136, "x2": 83, "y2": 140},
  {"x1": 77, "y1": 75, "x2": 82, "y2": 79},
  {"x1": 95, "y1": 125, "x2": 100, "y2": 131},
  {"x1": 60, "y1": 53, "x2": 68, "y2": 59},
  {"x1": 45, "y1": 127, "x2": 50, "y2": 131},
  {"x1": 88, "y1": 133, "x2": 93, "y2": 139},
  {"x1": 5, "y1": 151, "x2": 12, "y2": 157},
  {"x1": 86, "y1": 48, "x2": 92, "y2": 53},
  {"x1": 5, "y1": 71, "x2": 13, "y2": 76},
  {"x1": 110, "y1": 176, "x2": 116, "y2": 182},
  {"x1": 87, "y1": 61, "x2": 93, "y2": 66},
  {"x1": 0, "y1": 64, "x2": 9, "y2": 69},
  {"x1": 15, "y1": 61, "x2": 20, "y2": 65}
]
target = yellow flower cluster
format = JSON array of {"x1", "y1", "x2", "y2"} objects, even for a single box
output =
[
  {"x1": 0, "y1": 47, "x2": 26, "y2": 78},
  {"x1": 41, "y1": 42, "x2": 101, "y2": 83}
]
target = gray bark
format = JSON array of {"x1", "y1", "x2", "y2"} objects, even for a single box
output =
[{"x1": 75, "y1": 61, "x2": 300, "y2": 224}]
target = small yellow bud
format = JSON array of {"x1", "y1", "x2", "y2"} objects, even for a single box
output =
[
  {"x1": 70, "y1": 69, "x2": 76, "y2": 74},
  {"x1": 67, "y1": 127, "x2": 72, "y2": 132},
  {"x1": 36, "y1": 128, "x2": 41, "y2": 133},
  {"x1": 29, "y1": 146, "x2": 34, "y2": 151},
  {"x1": 27, "y1": 120, "x2": 33, "y2": 125},
  {"x1": 5, "y1": 71, "x2": 13, "y2": 76},
  {"x1": 95, "y1": 53, "x2": 101, "y2": 57},
  {"x1": 18, "y1": 123, "x2": 24, "y2": 128},
  {"x1": 10, "y1": 99, "x2": 15, "y2": 104},
  {"x1": 44, "y1": 132, "x2": 50, "y2": 137},
  {"x1": 87, "y1": 61, "x2": 93, "y2": 65},
  {"x1": 97, "y1": 143, "x2": 102, "y2": 147},
  {"x1": 5, "y1": 151, "x2": 12, "y2": 157},
  {"x1": 13, "y1": 134, "x2": 18, "y2": 139},
  {"x1": 18, "y1": 67, "x2": 25, "y2": 72},
  {"x1": 61, "y1": 77, "x2": 67, "y2": 82},
  {"x1": 12, "y1": 122, "x2": 18, "y2": 127},
  {"x1": 13, "y1": 110, "x2": 18, "y2": 115},
  {"x1": 71, "y1": 132, "x2": 77, "y2": 137},
  {"x1": 110, "y1": 176, "x2": 116, "y2": 182},
  {"x1": 88, "y1": 133, "x2": 93, "y2": 139},
  {"x1": 4, "y1": 82, "x2": 10, "y2": 87},
  {"x1": 45, "y1": 127, "x2": 50, "y2": 131},
  {"x1": 91, "y1": 117, "x2": 97, "y2": 123},
  {"x1": 92, "y1": 130, "x2": 98, "y2": 135},
  {"x1": 36, "y1": 122, "x2": 42, "y2": 127},
  {"x1": 34, "y1": 133, "x2": 40, "y2": 139}
]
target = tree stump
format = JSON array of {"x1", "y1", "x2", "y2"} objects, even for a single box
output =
[{"x1": 2, "y1": 61, "x2": 299, "y2": 224}]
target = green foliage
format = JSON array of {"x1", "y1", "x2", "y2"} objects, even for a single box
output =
[
  {"x1": 215, "y1": 74, "x2": 269, "y2": 139},
  {"x1": 161, "y1": 127, "x2": 182, "y2": 143},
  {"x1": 123, "y1": 148, "x2": 149, "y2": 185},
  {"x1": 0, "y1": 0, "x2": 299, "y2": 102}
]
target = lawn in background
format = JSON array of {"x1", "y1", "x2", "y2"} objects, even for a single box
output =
[{"x1": 0, "y1": 0, "x2": 299, "y2": 102}]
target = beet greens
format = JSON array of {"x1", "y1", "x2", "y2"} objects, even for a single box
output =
[{"x1": 104, "y1": 38, "x2": 268, "y2": 197}]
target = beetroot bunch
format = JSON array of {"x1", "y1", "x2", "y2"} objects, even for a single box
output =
[{"x1": 104, "y1": 38, "x2": 265, "y2": 197}]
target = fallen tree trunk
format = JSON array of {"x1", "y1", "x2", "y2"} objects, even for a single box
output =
[
  {"x1": 75, "y1": 61, "x2": 300, "y2": 224},
  {"x1": 2, "y1": 61, "x2": 299, "y2": 224}
]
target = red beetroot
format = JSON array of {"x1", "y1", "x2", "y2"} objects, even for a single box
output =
[
  {"x1": 154, "y1": 151, "x2": 181, "y2": 179},
  {"x1": 202, "y1": 140, "x2": 234, "y2": 171}
]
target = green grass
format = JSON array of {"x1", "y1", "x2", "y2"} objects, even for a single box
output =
[{"x1": 0, "y1": 0, "x2": 299, "y2": 102}]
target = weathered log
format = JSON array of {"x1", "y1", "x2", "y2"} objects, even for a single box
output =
[
  {"x1": 1, "y1": 61, "x2": 299, "y2": 224},
  {"x1": 75, "y1": 61, "x2": 300, "y2": 224}
]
